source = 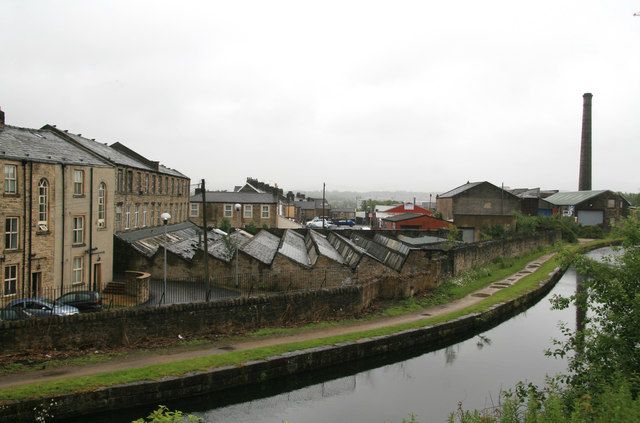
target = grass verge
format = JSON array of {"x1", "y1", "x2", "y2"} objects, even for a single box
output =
[{"x1": 0, "y1": 239, "x2": 613, "y2": 403}]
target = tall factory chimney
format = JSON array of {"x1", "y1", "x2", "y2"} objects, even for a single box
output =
[{"x1": 578, "y1": 93, "x2": 593, "y2": 191}]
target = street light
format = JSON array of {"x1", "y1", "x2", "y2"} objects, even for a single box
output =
[
  {"x1": 234, "y1": 203, "x2": 241, "y2": 287},
  {"x1": 161, "y1": 212, "x2": 171, "y2": 305}
]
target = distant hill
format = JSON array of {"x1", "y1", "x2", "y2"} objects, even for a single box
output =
[{"x1": 296, "y1": 190, "x2": 442, "y2": 209}]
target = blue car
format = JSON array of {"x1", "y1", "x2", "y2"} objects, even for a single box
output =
[
  {"x1": 333, "y1": 219, "x2": 356, "y2": 227},
  {"x1": 6, "y1": 297, "x2": 79, "y2": 317}
]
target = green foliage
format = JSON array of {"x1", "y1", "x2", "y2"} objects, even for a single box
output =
[
  {"x1": 218, "y1": 218, "x2": 231, "y2": 233},
  {"x1": 244, "y1": 222, "x2": 259, "y2": 235},
  {"x1": 360, "y1": 198, "x2": 401, "y2": 211},
  {"x1": 132, "y1": 405, "x2": 202, "y2": 423},
  {"x1": 447, "y1": 225, "x2": 461, "y2": 244},
  {"x1": 621, "y1": 192, "x2": 640, "y2": 207}
]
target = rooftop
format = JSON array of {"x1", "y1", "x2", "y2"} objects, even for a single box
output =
[
  {"x1": 545, "y1": 190, "x2": 610, "y2": 206},
  {"x1": 192, "y1": 191, "x2": 277, "y2": 204}
]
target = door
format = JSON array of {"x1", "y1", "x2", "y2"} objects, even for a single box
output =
[
  {"x1": 30, "y1": 272, "x2": 41, "y2": 297},
  {"x1": 93, "y1": 263, "x2": 102, "y2": 291},
  {"x1": 461, "y1": 228, "x2": 475, "y2": 243},
  {"x1": 577, "y1": 210, "x2": 604, "y2": 226}
]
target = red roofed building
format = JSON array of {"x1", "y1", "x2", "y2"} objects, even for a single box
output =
[
  {"x1": 384, "y1": 203, "x2": 433, "y2": 216},
  {"x1": 381, "y1": 213, "x2": 451, "y2": 230}
]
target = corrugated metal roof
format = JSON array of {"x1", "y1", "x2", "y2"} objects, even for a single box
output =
[
  {"x1": 0, "y1": 125, "x2": 110, "y2": 166},
  {"x1": 327, "y1": 232, "x2": 365, "y2": 269},
  {"x1": 374, "y1": 234, "x2": 411, "y2": 255},
  {"x1": 437, "y1": 181, "x2": 484, "y2": 198},
  {"x1": 240, "y1": 230, "x2": 280, "y2": 265},
  {"x1": 309, "y1": 230, "x2": 345, "y2": 264},
  {"x1": 382, "y1": 213, "x2": 424, "y2": 222},
  {"x1": 350, "y1": 233, "x2": 405, "y2": 272},
  {"x1": 117, "y1": 221, "x2": 202, "y2": 257},
  {"x1": 397, "y1": 234, "x2": 449, "y2": 247},
  {"x1": 191, "y1": 191, "x2": 277, "y2": 204},
  {"x1": 545, "y1": 190, "x2": 608, "y2": 206},
  {"x1": 278, "y1": 230, "x2": 311, "y2": 267}
]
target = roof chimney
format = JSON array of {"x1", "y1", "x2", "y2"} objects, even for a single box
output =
[
  {"x1": 578, "y1": 93, "x2": 593, "y2": 191},
  {"x1": 0, "y1": 107, "x2": 5, "y2": 128}
]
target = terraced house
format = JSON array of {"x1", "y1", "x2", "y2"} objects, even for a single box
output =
[
  {"x1": 43, "y1": 125, "x2": 191, "y2": 232},
  {"x1": 0, "y1": 110, "x2": 114, "y2": 299}
]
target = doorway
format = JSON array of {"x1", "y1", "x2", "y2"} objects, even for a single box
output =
[
  {"x1": 93, "y1": 263, "x2": 102, "y2": 291},
  {"x1": 30, "y1": 272, "x2": 41, "y2": 297}
]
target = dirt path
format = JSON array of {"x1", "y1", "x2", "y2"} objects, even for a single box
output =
[{"x1": 0, "y1": 253, "x2": 556, "y2": 390}]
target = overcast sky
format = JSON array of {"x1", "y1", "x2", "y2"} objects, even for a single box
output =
[{"x1": 1, "y1": 1, "x2": 639, "y2": 193}]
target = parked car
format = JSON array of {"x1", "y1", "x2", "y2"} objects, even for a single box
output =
[
  {"x1": 306, "y1": 217, "x2": 332, "y2": 228},
  {"x1": 56, "y1": 291, "x2": 103, "y2": 313},
  {"x1": 6, "y1": 298, "x2": 79, "y2": 317},
  {"x1": 0, "y1": 308, "x2": 32, "y2": 321},
  {"x1": 332, "y1": 219, "x2": 356, "y2": 227}
]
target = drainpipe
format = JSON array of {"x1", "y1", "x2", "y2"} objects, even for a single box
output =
[
  {"x1": 88, "y1": 168, "x2": 94, "y2": 291},
  {"x1": 60, "y1": 164, "x2": 66, "y2": 294},
  {"x1": 21, "y1": 160, "x2": 27, "y2": 297},
  {"x1": 27, "y1": 161, "x2": 33, "y2": 295}
]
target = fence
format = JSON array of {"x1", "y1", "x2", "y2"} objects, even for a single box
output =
[{"x1": 0, "y1": 269, "x2": 358, "y2": 316}]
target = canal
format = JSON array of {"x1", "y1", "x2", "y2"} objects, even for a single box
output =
[{"x1": 72, "y1": 247, "x2": 615, "y2": 423}]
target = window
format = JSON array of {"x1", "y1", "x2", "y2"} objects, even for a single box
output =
[
  {"x1": 158, "y1": 175, "x2": 163, "y2": 193},
  {"x1": 127, "y1": 170, "x2": 133, "y2": 193},
  {"x1": 38, "y1": 179, "x2": 49, "y2": 226},
  {"x1": 125, "y1": 206, "x2": 131, "y2": 229},
  {"x1": 171, "y1": 178, "x2": 175, "y2": 196},
  {"x1": 4, "y1": 165, "x2": 17, "y2": 194},
  {"x1": 261, "y1": 205, "x2": 270, "y2": 219},
  {"x1": 150, "y1": 207, "x2": 156, "y2": 226},
  {"x1": 73, "y1": 170, "x2": 84, "y2": 195},
  {"x1": 115, "y1": 205, "x2": 122, "y2": 231},
  {"x1": 244, "y1": 204, "x2": 253, "y2": 218},
  {"x1": 144, "y1": 174, "x2": 149, "y2": 193},
  {"x1": 152, "y1": 175, "x2": 156, "y2": 194},
  {"x1": 190, "y1": 203, "x2": 199, "y2": 217},
  {"x1": 136, "y1": 172, "x2": 141, "y2": 193},
  {"x1": 224, "y1": 204, "x2": 233, "y2": 218},
  {"x1": 165, "y1": 177, "x2": 168, "y2": 194},
  {"x1": 4, "y1": 218, "x2": 18, "y2": 250},
  {"x1": 142, "y1": 206, "x2": 147, "y2": 227},
  {"x1": 134, "y1": 204, "x2": 139, "y2": 228},
  {"x1": 72, "y1": 257, "x2": 83, "y2": 285},
  {"x1": 117, "y1": 169, "x2": 124, "y2": 193},
  {"x1": 4, "y1": 265, "x2": 17, "y2": 296},
  {"x1": 607, "y1": 199, "x2": 615, "y2": 208},
  {"x1": 72, "y1": 216, "x2": 84, "y2": 244},
  {"x1": 97, "y1": 182, "x2": 106, "y2": 223}
]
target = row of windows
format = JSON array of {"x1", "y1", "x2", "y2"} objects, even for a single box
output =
[
  {"x1": 2, "y1": 168, "x2": 108, "y2": 228},
  {"x1": 4, "y1": 216, "x2": 88, "y2": 251},
  {"x1": 188, "y1": 204, "x2": 272, "y2": 219},
  {"x1": 115, "y1": 202, "x2": 188, "y2": 230},
  {"x1": 3, "y1": 258, "x2": 84, "y2": 296},
  {"x1": 223, "y1": 204, "x2": 271, "y2": 219},
  {"x1": 116, "y1": 169, "x2": 187, "y2": 197}
]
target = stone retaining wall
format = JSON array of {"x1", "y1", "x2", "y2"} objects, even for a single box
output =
[{"x1": 0, "y1": 262, "x2": 566, "y2": 422}]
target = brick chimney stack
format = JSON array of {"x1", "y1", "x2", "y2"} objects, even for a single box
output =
[
  {"x1": 0, "y1": 107, "x2": 5, "y2": 128},
  {"x1": 578, "y1": 93, "x2": 593, "y2": 191}
]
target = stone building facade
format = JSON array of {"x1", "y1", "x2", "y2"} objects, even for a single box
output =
[
  {"x1": 1, "y1": 118, "x2": 114, "y2": 300},
  {"x1": 42, "y1": 126, "x2": 191, "y2": 233}
]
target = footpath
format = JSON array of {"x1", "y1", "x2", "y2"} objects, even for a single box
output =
[{"x1": 0, "y1": 252, "x2": 556, "y2": 391}]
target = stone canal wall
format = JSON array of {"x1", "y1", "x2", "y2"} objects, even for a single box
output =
[{"x1": 0, "y1": 260, "x2": 568, "y2": 423}]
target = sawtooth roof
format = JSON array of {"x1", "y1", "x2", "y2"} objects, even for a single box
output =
[
  {"x1": 278, "y1": 230, "x2": 311, "y2": 267},
  {"x1": 240, "y1": 230, "x2": 280, "y2": 265},
  {"x1": 0, "y1": 125, "x2": 110, "y2": 166},
  {"x1": 309, "y1": 230, "x2": 345, "y2": 264},
  {"x1": 116, "y1": 221, "x2": 201, "y2": 257}
]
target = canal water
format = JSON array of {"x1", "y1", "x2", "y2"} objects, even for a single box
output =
[{"x1": 70, "y1": 247, "x2": 616, "y2": 423}]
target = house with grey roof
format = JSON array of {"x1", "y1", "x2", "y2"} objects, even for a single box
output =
[
  {"x1": 190, "y1": 190, "x2": 280, "y2": 229},
  {"x1": 545, "y1": 190, "x2": 630, "y2": 227},
  {"x1": 1, "y1": 109, "x2": 115, "y2": 297},
  {"x1": 42, "y1": 125, "x2": 191, "y2": 234},
  {"x1": 437, "y1": 181, "x2": 521, "y2": 242}
]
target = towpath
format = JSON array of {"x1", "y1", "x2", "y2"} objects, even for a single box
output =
[{"x1": 0, "y1": 252, "x2": 556, "y2": 390}]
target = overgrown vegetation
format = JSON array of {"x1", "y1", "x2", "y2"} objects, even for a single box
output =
[
  {"x1": 132, "y1": 405, "x2": 202, "y2": 423},
  {"x1": 481, "y1": 213, "x2": 607, "y2": 243},
  {"x1": 449, "y1": 216, "x2": 640, "y2": 422}
]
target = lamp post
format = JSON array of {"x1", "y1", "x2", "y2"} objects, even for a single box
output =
[
  {"x1": 234, "y1": 203, "x2": 241, "y2": 287},
  {"x1": 161, "y1": 212, "x2": 171, "y2": 305}
]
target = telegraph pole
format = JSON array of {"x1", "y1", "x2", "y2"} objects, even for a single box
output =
[
  {"x1": 200, "y1": 179, "x2": 209, "y2": 287},
  {"x1": 322, "y1": 182, "x2": 326, "y2": 229}
]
